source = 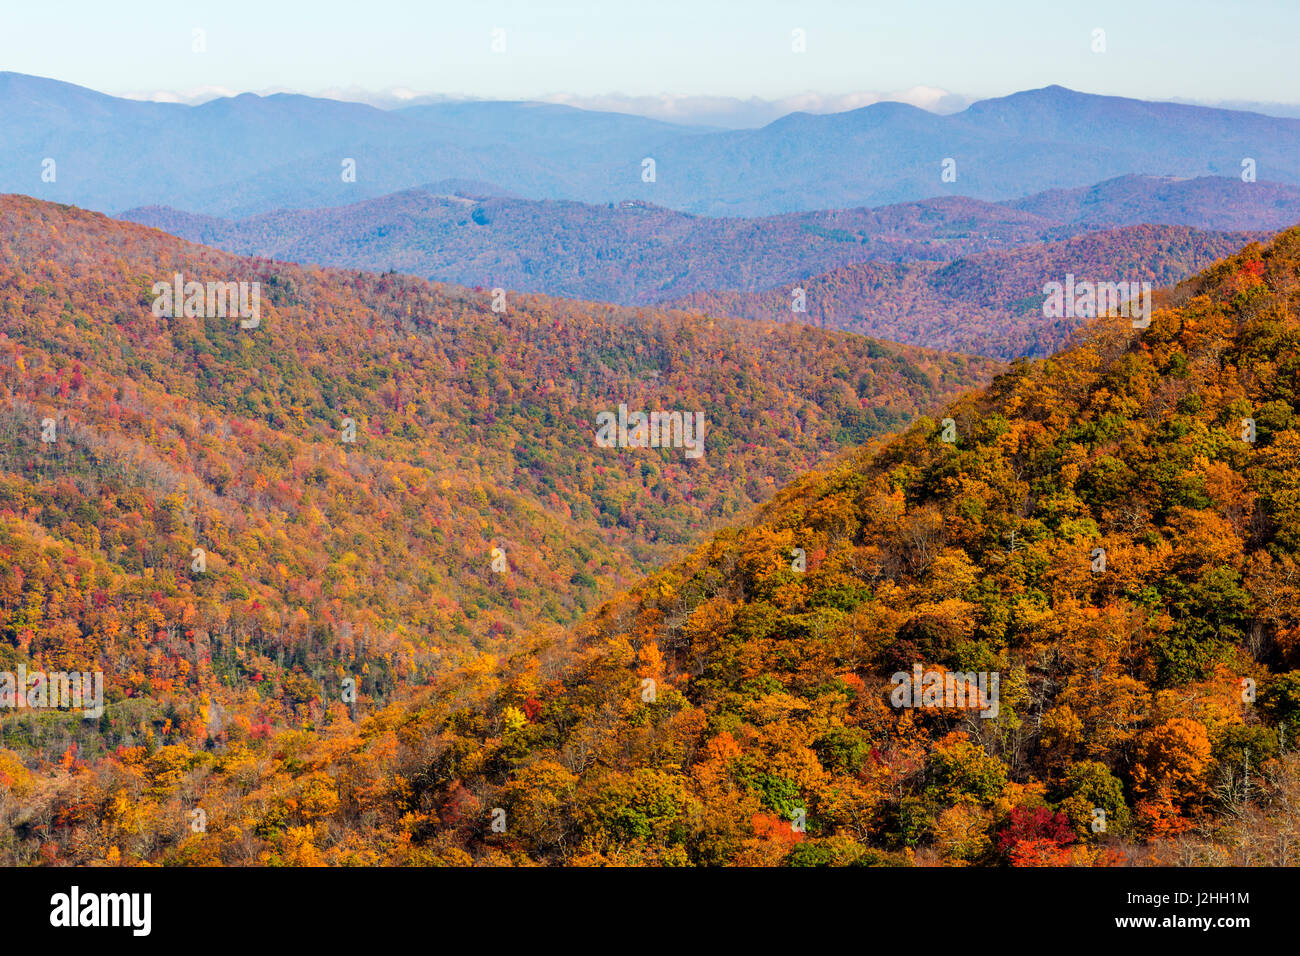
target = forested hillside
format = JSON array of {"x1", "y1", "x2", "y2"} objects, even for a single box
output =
[
  {"x1": 6, "y1": 212, "x2": 1299, "y2": 867},
  {"x1": 125, "y1": 194, "x2": 1271, "y2": 362},
  {"x1": 673, "y1": 225, "x2": 1268, "y2": 359},
  {"x1": 124, "y1": 181, "x2": 1294, "y2": 318},
  {"x1": 121, "y1": 190, "x2": 1078, "y2": 305},
  {"x1": 1008, "y1": 174, "x2": 1300, "y2": 231},
  {"x1": 0, "y1": 195, "x2": 994, "y2": 829}
]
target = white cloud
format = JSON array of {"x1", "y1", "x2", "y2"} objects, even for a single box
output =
[
  {"x1": 118, "y1": 85, "x2": 246, "y2": 104},
  {"x1": 533, "y1": 87, "x2": 972, "y2": 126}
]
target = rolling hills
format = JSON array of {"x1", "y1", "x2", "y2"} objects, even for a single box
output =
[
  {"x1": 120, "y1": 189, "x2": 1081, "y2": 305},
  {"x1": 671, "y1": 224, "x2": 1269, "y2": 359},
  {"x1": 5, "y1": 212, "x2": 1299, "y2": 867},
  {"x1": 120, "y1": 179, "x2": 1292, "y2": 354},
  {"x1": 0, "y1": 194, "x2": 995, "y2": 789},
  {"x1": 1008, "y1": 174, "x2": 1300, "y2": 231}
]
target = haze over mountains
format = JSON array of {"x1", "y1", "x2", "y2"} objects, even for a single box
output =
[
  {"x1": 1008, "y1": 175, "x2": 1300, "y2": 231},
  {"x1": 18, "y1": 71, "x2": 1300, "y2": 366},
  {"x1": 125, "y1": 175, "x2": 1300, "y2": 295},
  {"x1": 8, "y1": 72, "x2": 1300, "y2": 217},
  {"x1": 668, "y1": 224, "x2": 1268, "y2": 359},
  {"x1": 121, "y1": 189, "x2": 1081, "y2": 305},
  {"x1": 122, "y1": 176, "x2": 1287, "y2": 358}
]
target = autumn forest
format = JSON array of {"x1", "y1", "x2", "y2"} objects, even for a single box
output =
[
  {"x1": 0, "y1": 193, "x2": 1297, "y2": 871},
  {"x1": 3, "y1": 24, "x2": 1300, "y2": 902}
]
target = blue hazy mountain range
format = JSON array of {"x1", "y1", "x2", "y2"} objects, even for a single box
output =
[{"x1": 7, "y1": 72, "x2": 1300, "y2": 217}]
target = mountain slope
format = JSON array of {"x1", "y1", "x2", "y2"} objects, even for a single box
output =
[
  {"x1": 120, "y1": 180, "x2": 1291, "y2": 339},
  {"x1": 671, "y1": 224, "x2": 1270, "y2": 359},
  {"x1": 120, "y1": 189, "x2": 1077, "y2": 304},
  {"x1": 379, "y1": 224, "x2": 1300, "y2": 865},
  {"x1": 0, "y1": 195, "x2": 994, "y2": 786},
  {"x1": 637, "y1": 86, "x2": 1300, "y2": 214},
  {"x1": 1008, "y1": 174, "x2": 1300, "y2": 231},
  {"x1": 8, "y1": 218, "x2": 1300, "y2": 866}
]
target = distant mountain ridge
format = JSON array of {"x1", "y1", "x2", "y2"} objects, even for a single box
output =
[
  {"x1": 8, "y1": 72, "x2": 1300, "y2": 215},
  {"x1": 120, "y1": 187, "x2": 1081, "y2": 304},
  {"x1": 669, "y1": 224, "x2": 1269, "y2": 359},
  {"x1": 120, "y1": 177, "x2": 1293, "y2": 360},
  {"x1": 1008, "y1": 174, "x2": 1300, "y2": 230}
]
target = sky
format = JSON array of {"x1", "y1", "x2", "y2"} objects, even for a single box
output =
[{"x1": 3, "y1": 0, "x2": 1298, "y2": 123}]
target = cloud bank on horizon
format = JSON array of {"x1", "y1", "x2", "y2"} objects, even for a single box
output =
[
  {"x1": 115, "y1": 84, "x2": 977, "y2": 127},
  {"x1": 5, "y1": 0, "x2": 1299, "y2": 127},
  {"x1": 106, "y1": 82, "x2": 1300, "y2": 128}
]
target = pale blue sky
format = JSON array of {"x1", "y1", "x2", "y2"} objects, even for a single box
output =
[{"x1": 3, "y1": 0, "x2": 1296, "y2": 106}]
